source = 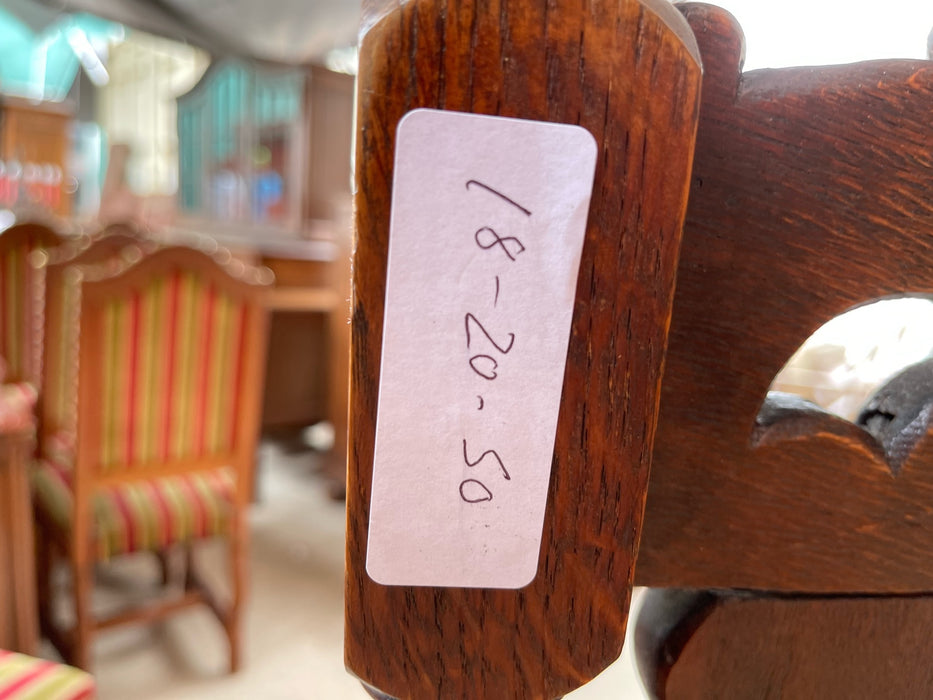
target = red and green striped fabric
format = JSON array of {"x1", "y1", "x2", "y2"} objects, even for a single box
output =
[
  {"x1": 0, "y1": 243, "x2": 41, "y2": 385},
  {"x1": 97, "y1": 271, "x2": 247, "y2": 473},
  {"x1": 0, "y1": 649, "x2": 95, "y2": 700},
  {"x1": 34, "y1": 262, "x2": 250, "y2": 559},
  {"x1": 32, "y1": 453, "x2": 235, "y2": 560}
]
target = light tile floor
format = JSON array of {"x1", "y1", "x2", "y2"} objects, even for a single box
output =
[{"x1": 47, "y1": 439, "x2": 648, "y2": 699}]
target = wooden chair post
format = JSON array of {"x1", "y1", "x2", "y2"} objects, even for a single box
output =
[
  {"x1": 345, "y1": 0, "x2": 702, "y2": 697},
  {"x1": 0, "y1": 220, "x2": 65, "y2": 657},
  {"x1": 0, "y1": 427, "x2": 39, "y2": 655}
]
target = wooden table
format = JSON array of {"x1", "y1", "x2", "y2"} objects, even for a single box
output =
[{"x1": 0, "y1": 427, "x2": 39, "y2": 654}]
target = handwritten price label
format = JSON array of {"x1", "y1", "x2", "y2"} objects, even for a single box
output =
[{"x1": 367, "y1": 109, "x2": 597, "y2": 589}]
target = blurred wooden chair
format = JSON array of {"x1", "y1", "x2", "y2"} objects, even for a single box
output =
[
  {"x1": 634, "y1": 4, "x2": 933, "y2": 697},
  {"x1": 31, "y1": 245, "x2": 271, "y2": 672}
]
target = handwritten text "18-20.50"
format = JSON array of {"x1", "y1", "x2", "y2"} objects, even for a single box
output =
[{"x1": 459, "y1": 179, "x2": 531, "y2": 504}]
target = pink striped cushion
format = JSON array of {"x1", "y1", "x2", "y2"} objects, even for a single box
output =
[
  {"x1": 0, "y1": 649, "x2": 95, "y2": 700},
  {"x1": 31, "y1": 458, "x2": 235, "y2": 560},
  {"x1": 0, "y1": 382, "x2": 37, "y2": 433}
]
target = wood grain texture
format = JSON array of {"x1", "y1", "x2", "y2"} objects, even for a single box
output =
[
  {"x1": 345, "y1": 0, "x2": 701, "y2": 697},
  {"x1": 636, "y1": 589, "x2": 933, "y2": 700},
  {"x1": 0, "y1": 429, "x2": 39, "y2": 655},
  {"x1": 636, "y1": 2, "x2": 933, "y2": 593}
]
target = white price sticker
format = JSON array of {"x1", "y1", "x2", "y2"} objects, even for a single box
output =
[{"x1": 367, "y1": 108, "x2": 597, "y2": 589}]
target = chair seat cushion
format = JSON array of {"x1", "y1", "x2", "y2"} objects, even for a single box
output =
[
  {"x1": 0, "y1": 649, "x2": 95, "y2": 700},
  {"x1": 0, "y1": 382, "x2": 37, "y2": 433},
  {"x1": 32, "y1": 459, "x2": 236, "y2": 560}
]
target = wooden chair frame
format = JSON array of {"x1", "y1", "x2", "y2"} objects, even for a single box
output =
[
  {"x1": 343, "y1": 1, "x2": 933, "y2": 696},
  {"x1": 35, "y1": 246, "x2": 270, "y2": 672},
  {"x1": 0, "y1": 427, "x2": 39, "y2": 654}
]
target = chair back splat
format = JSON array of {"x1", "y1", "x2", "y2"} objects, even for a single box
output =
[
  {"x1": 637, "y1": 2, "x2": 933, "y2": 596},
  {"x1": 345, "y1": 0, "x2": 702, "y2": 697},
  {"x1": 633, "y1": 4, "x2": 933, "y2": 698}
]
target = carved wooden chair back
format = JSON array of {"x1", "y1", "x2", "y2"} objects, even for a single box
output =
[
  {"x1": 634, "y1": 3, "x2": 933, "y2": 697},
  {"x1": 31, "y1": 245, "x2": 271, "y2": 672}
]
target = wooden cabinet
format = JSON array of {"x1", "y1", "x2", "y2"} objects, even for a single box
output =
[
  {"x1": 260, "y1": 256, "x2": 337, "y2": 428},
  {"x1": 0, "y1": 97, "x2": 72, "y2": 215},
  {"x1": 302, "y1": 66, "x2": 355, "y2": 222}
]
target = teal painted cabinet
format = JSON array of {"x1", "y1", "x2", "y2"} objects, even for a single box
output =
[{"x1": 176, "y1": 60, "x2": 306, "y2": 229}]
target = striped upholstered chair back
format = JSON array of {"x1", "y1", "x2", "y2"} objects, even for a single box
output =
[
  {"x1": 39, "y1": 232, "x2": 159, "y2": 446},
  {"x1": 0, "y1": 222, "x2": 65, "y2": 386},
  {"x1": 51, "y1": 245, "x2": 270, "y2": 490}
]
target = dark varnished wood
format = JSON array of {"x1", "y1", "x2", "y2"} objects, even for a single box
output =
[
  {"x1": 345, "y1": 0, "x2": 701, "y2": 697},
  {"x1": 636, "y1": 589, "x2": 933, "y2": 699},
  {"x1": 636, "y1": 3, "x2": 933, "y2": 593}
]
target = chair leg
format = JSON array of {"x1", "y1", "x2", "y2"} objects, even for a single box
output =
[
  {"x1": 183, "y1": 543, "x2": 196, "y2": 591},
  {"x1": 34, "y1": 527, "x2": 73, "y2": 664},
  {"x1": 182, "y1": 540, "x2": 240, "y2": 671},
  {"x1": 156, "y1": 548, "x2": 173, "y2": 587},
  {"x1": 70, "y1": 557, "x2": 94, "y2": 672},
  {"x1": 34, "y1": 525, "x2": 54, "y2": 636},
  {"x1": 227, "y1": 518, "x2": 248, "y2": 673}
]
